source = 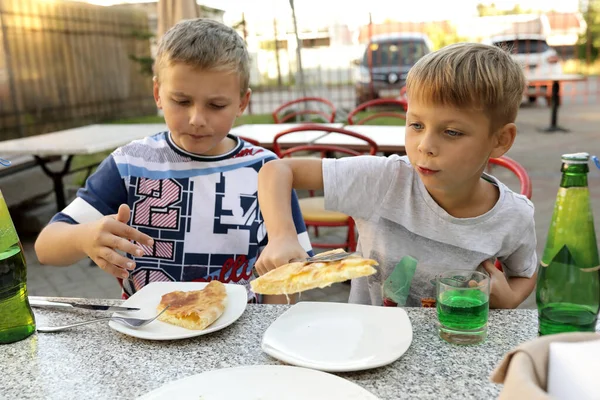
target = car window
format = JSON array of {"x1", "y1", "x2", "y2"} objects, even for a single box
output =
[
  {"x1": 364, "y1": 40, "x2": 428, "y2": 67},
  {"x1": 492, "y1": 39, "x2": 550, "y2": 54}
]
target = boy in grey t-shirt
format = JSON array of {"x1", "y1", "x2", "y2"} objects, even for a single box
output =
[{"x1": 254, "y1": 42, "x2": 537, "y2": 308}]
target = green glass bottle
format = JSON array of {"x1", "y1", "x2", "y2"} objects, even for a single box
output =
[
  {"x1": 0, "y1": 190, "x2": 36, "y2": 344},
  {"x1": 536, "y1": 153, "x2": 600, "y2": 336}
]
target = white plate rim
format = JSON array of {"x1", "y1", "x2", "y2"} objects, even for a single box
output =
[
  {"x1": 137, "y1": 364, "x2": 380, "y2": 400},
  {"x1": 261, "y1": 301, "x2": 413, "y2": 372},
  {"x1": 108, "y1": 281, "x2": 248, "y2": 341}
]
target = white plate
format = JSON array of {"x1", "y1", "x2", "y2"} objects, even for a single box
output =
[
  {"x1": 108, "y1": 282, "x2": 247, "y2": 340},
  {"x1": 137, "y1": 365, "x2": 379, "y2": 400},
  {"x1": 262, "y1": 301, "x2": 412, "y2": 372}
]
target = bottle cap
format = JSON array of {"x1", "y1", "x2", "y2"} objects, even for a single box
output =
[{"x1": 561, "y1": 153, "x2": 589, "y2": 164}]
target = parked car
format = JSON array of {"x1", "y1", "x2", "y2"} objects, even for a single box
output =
[
  {"x1": 353, "y1": 33, "x2": 432, "y2": 106},
  {"x1": 484, "y1": 34, "x2": 563, "y2": 105}
]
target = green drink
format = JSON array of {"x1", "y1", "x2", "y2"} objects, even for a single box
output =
[
  {"x1": 0, "y1": 190, "x2": 36, "y2": 344},
  {"x1": 536, "y1": 153, "x2": 600, "y2": 336},
  {"x1": 438, "y1": 290, "x2": 489, "y2": 330},
  {"x1": 436, "y1": 270, "x2": 490, "y2": 345}
]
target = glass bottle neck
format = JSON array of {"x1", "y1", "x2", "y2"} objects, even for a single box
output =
[{"x1": 560, "y1": 163, "x2": 589, "y2": 188}]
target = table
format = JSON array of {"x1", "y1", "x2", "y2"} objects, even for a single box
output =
[
  {"x1": 3, "y1": 296, "x2": 546, "y2": 399},
  {"x1": 0, "y1": 124, "x2": 167, "y2": 210},
  {"x1": 527, "y1": 74, "x2": 586, "y2": 133},
  {"x1": 319, "y1": 125, "x2": 406, "y2": 154},
  {"x1": 230, "y1": 123, "x2": 343, "y2": 150}
]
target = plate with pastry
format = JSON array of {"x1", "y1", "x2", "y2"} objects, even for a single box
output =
[{"x1": 108, "y1": 281, "x2": 248, "y2": 340}]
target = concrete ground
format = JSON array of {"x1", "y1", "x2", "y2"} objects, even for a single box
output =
[{"x1": 12, "y1": 103, "x2": 600, "y2": 307}]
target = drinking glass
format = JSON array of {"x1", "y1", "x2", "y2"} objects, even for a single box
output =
[{"x1": 436, "y1": 270, "x2": 490, "y2": 345}]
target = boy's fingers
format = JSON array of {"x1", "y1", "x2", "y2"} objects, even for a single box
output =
[
  {"x1": 99, "y1": 246, "x2": 136, "y2": 271},
  {"x1": 116, "y1": 204, "x2": 131, "y2": 224},
  {"x1": 95, "y1": 257, "x2": 130, "y2": 279},
  {"x1": 111, "y1": 222, "x2": 154, "y2": 246},
  {"x1": 481, "y1": 259, "x2": 499, "y2": 276},
  {"x1": 102, "y1": 234, "x2": 145, "y2": 259}
]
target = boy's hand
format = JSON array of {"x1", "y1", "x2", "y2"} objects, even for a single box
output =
[
  {"x1": 481, "y1": 259, "x2": 517, "y2": 309},
  {"x1": 79, "y1": 204, "x2": 154, "y2": 279},
  {"x1": 254, "y1": 236, "x2": 309, "y2": 276}
]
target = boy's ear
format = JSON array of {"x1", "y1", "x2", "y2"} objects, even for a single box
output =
[
  {"x1": 153, "y1": 76, "x2": 162, "y2": 109},
  {"x1": 237, "y1": 89, "x2": 252, "y2": 117},
  {"x1": 490, "y1": 122, "x2": 516, "y2": 159}
]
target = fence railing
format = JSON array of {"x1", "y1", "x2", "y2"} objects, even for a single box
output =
[
  {"x1": 0, "y1": 0, "x2": 156, "y2": 140},
  {"x1": 233, "y1": 1, "x2": 600, "y2": 116}
]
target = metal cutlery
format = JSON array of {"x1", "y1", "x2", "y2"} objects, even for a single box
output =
[
  {"x1": 29, "y1": 298, "x2": 140, "y2": 312},
  {"x1": 36, "y1": 306, "x2": 170, "y2": 332}
]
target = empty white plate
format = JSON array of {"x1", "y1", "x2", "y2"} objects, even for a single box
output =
[
  {"x1": 262, "y1": 301, "x2": 413, "y2": 372},
  {"x1": 137, "y1": 365, "x2": 379, "y2": 399},
  {"x1": 109, "y1": 282, "x2": 247, "y2": 341}
]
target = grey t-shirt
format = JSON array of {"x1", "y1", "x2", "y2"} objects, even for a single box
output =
[{"x1": 323, "y1": 155, "x2": 537, "y2": 307}]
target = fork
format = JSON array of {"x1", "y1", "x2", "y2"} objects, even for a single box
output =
[
  {"x1": 305, "y1": 250, "x2": 358, "y2": 263},
  {"x1": 36, "y1": 306, "x2": 170, "y2": 333}
]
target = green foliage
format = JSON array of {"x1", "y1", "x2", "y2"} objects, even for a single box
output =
[
  {"x1": 476, "y1": 3, "x2": 536, "y2": 17},
  {"x1": 424, "y1": 24, "x2": 468, "y2": 50},
  {"x1": 578, "y1": 2, "x2": 600, "y2": 62},
  {"x1": 129, "y1": 29, "x2": 155, "y2": 76},
  {"x1": 129, "y1": 55, "x2": 154, "y2": 76}
]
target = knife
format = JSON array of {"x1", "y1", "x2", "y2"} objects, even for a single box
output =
[{"x1": 29, "y1": 299, "x2": 140, "y2": 312}]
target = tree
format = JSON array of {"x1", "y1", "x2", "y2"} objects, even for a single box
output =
[
  {"x1": 424, "y1": 23, "x2": 467, "y2": 51},
  {"x1": 579, "y1": 0, "x2": 600, "y2": 62},
  {"x1": 476, "y1": 3, "x2": 535, "y2": 17}
]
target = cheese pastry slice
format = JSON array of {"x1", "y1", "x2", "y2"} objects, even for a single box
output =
[
  {"x1": 251, "y1": 254, "x2": 378, "y2": 295},
  {"x1": 157, "y1": 280, "x2": 227, "y2": 330}
]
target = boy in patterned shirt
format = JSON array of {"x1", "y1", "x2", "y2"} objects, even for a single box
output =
[{"x1": 35, "y1": 18, "x2": 312, "y2": 303}]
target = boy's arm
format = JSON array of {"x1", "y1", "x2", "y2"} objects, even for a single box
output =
[
  {"x1": 482, "y1": 261, "x2": 537, "y2": 309},
  {"x1": 35, "y1": 222, "x2": 95, "y2": 266},
  {"x1": 485, "y1": 214, "x2": 538, "y2": 309},
  {"x1": 254, "y1": 158, "x2": 323, "y2": 275},
  {"x1": 34, "y1": 156, "x2": 153, "y2": 278}
]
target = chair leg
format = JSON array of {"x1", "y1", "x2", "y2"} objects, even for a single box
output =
[
  {"x1": 347, "y1": 218, "x2": 356, "y2": 252},
  {"x1": 494, "y1": 259, "x2": 503, "y2": 272},
  {"x1": 313, "y1": 226, "x2": 320, "y2": 237}
]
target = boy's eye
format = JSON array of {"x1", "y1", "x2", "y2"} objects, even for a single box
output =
[
  {"x1": 409, "y1": 123, "x2": 423, "y2": 130},
  {"x1": 173, "y1": 99, "x2": 190, "y2": 106},
  {"x1": 445, "y1": 129, "x2": 463, "y2": 137},
  {"x1": 210, "y1": 104, "x2": 227, "y2": 109}
]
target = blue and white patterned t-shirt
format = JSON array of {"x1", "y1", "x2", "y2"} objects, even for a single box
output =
[{"x1": 50, "y1": 132, "x2": 312, "y2": 300}]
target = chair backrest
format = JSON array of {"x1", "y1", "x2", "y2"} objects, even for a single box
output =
[
  {"x1": 280, "y1": 144, "x2": 362, "y2": 159},
  {"x1": 272, "y1": 97, "x2": 336, "y2": 124},
  {"x1": 237, "y1": 135, "x2": 260, "y2": 146},
  {"x1": 488, "y1": 156, "x2": 532, "y2": 199},
  {"x1": 347, "y1": 98, "x2": 408, "y2": 125},
  {"x1": 272, "y1": 124, "x2": 378, "y2": 157}
]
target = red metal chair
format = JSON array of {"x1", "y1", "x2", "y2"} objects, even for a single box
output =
[
  {"x1": 237, "y1": 136, "x2": 260, "y2": 146},
  {"x1": 279, "y1": 144, "x2": 367, "y2": 252},
  {"x1": 347, "y1": 98, "x2": 408, "y2": 125},
  {"x1": 488, "y1": 156, "x2": 532, "y2": 200},
  {"x1": 272, "y1": 124, "x2": 378, "y2": 158},
  {"x1": 488, "y1": 156, "x2": 532, "y2": 271},
  {"x1": 272, "y1": 97, "x2": 336, "y2": 124}
]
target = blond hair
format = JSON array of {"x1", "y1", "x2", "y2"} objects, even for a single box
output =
[
  {"x1": 154, "y1": 18, "x2": 250, "y2": 95},
  {"x1": 406, "y1": 42, "x2": 526, "y2": 129}
]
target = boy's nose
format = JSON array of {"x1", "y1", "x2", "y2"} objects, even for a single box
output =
[
  {"x1": 417, "y1": 132, "x2": 438, "y2": 156},
  {"x1": 189, "y1": 109, "x2": 207, "y2": 127}
]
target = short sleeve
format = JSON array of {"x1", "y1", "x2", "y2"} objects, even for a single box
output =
[
  {"x1": 49, "y1": 155, "x2": 127, "y2": 225},
  {"x1": 499, "y1": 218, "x2": 538, "y2": 278},
  {"x1": 323, "y1": 155, "x2": 403, "y2": 220}
]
